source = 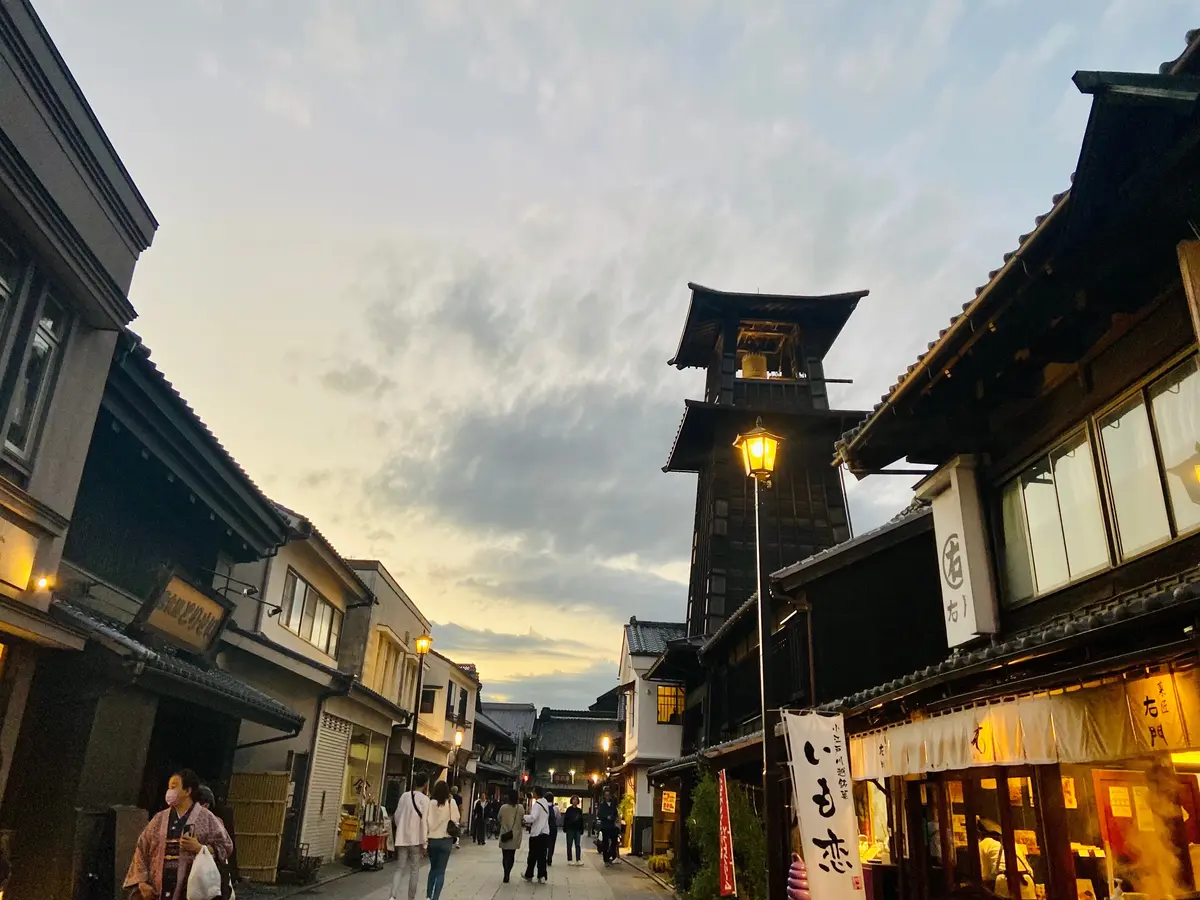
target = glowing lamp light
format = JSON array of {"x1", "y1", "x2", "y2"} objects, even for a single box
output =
[
  {"x1": 591, "y1": 773, "x2": 600, "y2": 784},
  {"x1": 1194, "y1": 463, "x2": 1200, "y2": 484},
  {"x1": 414, "y1": 633, "x2": 432, "y2": 655},
  {"x1": 548, "y1": 768, "x2": 556, "y2": 779},
  {"x1": 601, "y1": 735, "x2": 611, "y2": 753},
  {"x1": 733, "y1": 418, "x2": 783, "y2": 481},
  {"x1": 32, "y1": 574, "x2": 52, "y2": 592},
  {"x1": 454, "y1": 729, "x2": 464, "y2": 747}
]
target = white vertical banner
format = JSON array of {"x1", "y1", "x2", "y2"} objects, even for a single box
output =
[{"x1": 783, "y1": 711, "x2": 866, "y2": 900}]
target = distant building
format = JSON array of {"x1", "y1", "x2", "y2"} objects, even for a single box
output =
[
  {"x1": 481, "y1": 701, "x2": 537, "y2": 784},
  {"x1": 617, "y1": 618, "x2": 686, "y2": 856},
  {"x1": 529, "y1": 707, "x2": 619, "y2": 815}
]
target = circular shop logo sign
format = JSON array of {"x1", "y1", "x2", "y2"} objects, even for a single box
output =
[{"x1": 942, "y1": 533, "x2": 964, "y2": 590}]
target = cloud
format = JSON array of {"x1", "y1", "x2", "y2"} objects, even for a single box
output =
[
  {"x1": 320, "y1": 361, "x2": 396, "y2": 397},
  {"x1": 260, "y1": 79, "x2": 312, "y2": 127},
  {"x1": 483, "y1": 661, "x2": 617, "y2": 710}
]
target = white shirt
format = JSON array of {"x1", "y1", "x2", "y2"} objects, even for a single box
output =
[
  {"x1": 394, "y1": 790, "x2": 430, "y2": 847},
  {"x1": 524, "y1": 798, "x2": 551, "y2": 837},
  {"x1": 427, "y1": 799, "x2": 460, "y2": 839}
]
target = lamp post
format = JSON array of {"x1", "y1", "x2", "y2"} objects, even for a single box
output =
[
  {"x1": 732, "y1": 417, "x2": 786, "y2": 900},
  {"x1": 406, "y1": 633, "x2": 433, "y2": 789},
  {"x1": 452, "y1": 728, "x2": 464, "y2": 789}
]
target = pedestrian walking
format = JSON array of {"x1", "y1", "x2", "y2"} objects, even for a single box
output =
[
  {"x1": 389, "y1": 773, "x2": 429, "y2": 900},
  {"x1": 450, "y1": 786, "x2": 463, "y2": 849},
  {"x1": 563, "y1": 796, "x2": 584, "y2": 866},
  {"x1": 471, "y1": 794, "x2": 487, "y2": 845},
  {"x1": 596, "y1": 788, "x2": 620, "y2": 866},
  {"x1": 544, "y1": 791, "x2": 559, "y2": 868},
  {"x1": 521, "y1": 786, "x2": 552, "y2": 884},
  {"x1": 497, "y1": 789, "x2": 524, "y2": 884},
  {"x1": 425, "y1": 781, "x2": 460, "y2": 900},
  {"x1": 124, "y1": 769, "x2": 233, "y2": 900},
  {"x1": 197, "y1": 786, "x2": 235, "y2": 899}
]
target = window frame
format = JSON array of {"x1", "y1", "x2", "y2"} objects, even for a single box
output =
[
  {"x1": 994, "y1": 349, "x2": 1200, "y2": 609},
  {"x1": 420, "y1": 687, "x2": 436, "y2": 714},
  {"x1": 656, "y1": 684, "x2": 685, "y2": 725},
  {"x1": 279, "y1": 566, "x2": 343, "y2": 657},
  {"x1": 0, "y1": 235, "x2": 73, "y2": 472}
]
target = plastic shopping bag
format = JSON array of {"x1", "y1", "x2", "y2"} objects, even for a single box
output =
[{"x1": 187, "y1": 846, "x2": 223, "y2": 900}]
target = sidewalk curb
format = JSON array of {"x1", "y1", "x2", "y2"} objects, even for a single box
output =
[
  {"x1": 239, "y1": 866, "x2": 359, "y2": 899},
  {"x1": 618, "y1": 855, "x2": 677, "y2": 895}
]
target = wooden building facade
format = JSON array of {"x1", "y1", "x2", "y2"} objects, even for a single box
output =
[{"x1": 828, "y1": 33, "x2": 1200, "y2": 900}]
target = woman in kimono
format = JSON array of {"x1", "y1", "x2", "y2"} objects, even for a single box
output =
[{"x1": 125, "y1": 769, "x2": 233, "y2": 900}]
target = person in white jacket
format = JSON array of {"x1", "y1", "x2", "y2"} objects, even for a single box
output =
[
  {"x1": 390, "y1": 774, "x2": 430, "y2": 900},
  {"x1": 522, "y1": 787, "x2": 552, "y2": 884}
]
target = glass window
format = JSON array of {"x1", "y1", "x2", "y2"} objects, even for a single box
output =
[
  {"x1": 1000, "y1": 480, "x2": 1035, "y2": 605},
  {"x1": 7, "y1": 295, "x2": 67, "y2": 458},
  {"x1": 1149, "y1": 356, "x2": 1200, "y2": 536},
  {"x1": 300, "y1": 588, "x2": 317, "y2": 641},
  {"x1": 1100, "y1": 395, "x2": 1171, "y2": 557},
  {"x1": 0, "y1": 238, "x2": 23, "y2": 303},
  {"x1": 328, "y1": 608, "x2": 342, "y2": 657},
  {"x1": 283, "y1": 575, "x2": 305, "y2": 633},
  {"x1": 420, "y1": 688, "x2": 436, "y2": 714},
  {"x1": 1001, "y1": 431, "x2": 1108, "y2": 604},
  {"x1": 312, "y1": 600, "x2": 331, "y2": 653},
  {"x1": 657, "y1": 685, "x2": 685, "y2": 724},
  {"x1": 1051, "y1": 434, "x2": 1109, "y2": 578}
]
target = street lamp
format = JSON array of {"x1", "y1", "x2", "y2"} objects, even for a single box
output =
[
  {"x1": 406, "y1": 633, "x2": 433, "y2": 788},
  {"x1": 733, "y1": 417, "x2": 786, "y2": 899},
  {"x1": 601, "y1": 735, "x2": 611, "y2": 754},
  {"x1": 569, "y1": 769, "x2": 576, "y2": 784},
  {"x1": 452, "y1": 728, "x2": 464, "y2": 788}
]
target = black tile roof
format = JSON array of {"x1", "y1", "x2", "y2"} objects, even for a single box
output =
[
  {"x1": 533, "y1": 711, "x2": 620, "y2": 755},
  {"x1": 819, "y1": 566, "x2": 1200, "y2": 716},
  {"x1": 474, "y1": 709, "x2": 517, "y2": 746},
  {"x1": 625, "y1": 618, "x2": 687, "y2": 656},
  {"x1": 55, "y1": 599, "x2": 303, "y2": 731},
  {"x1": 481, "y1": 702, "x2": 538, "y2": 738},
  {"x1": 646, "y1": 730, "x2": 765, "y2": 780},
  {"x1": 834, "y1": 29, "x2": 1200, "y2": 475},
  {"x1": 669, "y1": 283, "x2": 868, "y2": 369}
]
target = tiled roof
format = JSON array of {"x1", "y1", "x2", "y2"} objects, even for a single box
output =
[
  {"x1": 835, "y1": 28, "x2": 1200, "y2": 472},
  {"x1": 55, "y1": 599, "x2": 303, "y2": 730},
  {"x1": 474, "y1": 709, "x2": 516, "y2": 744},
  {"x1": 701, "y1": 499, "x2": 932, "y2": 655},
  {"x1": 534, "y1": 711, "x2": 620, "y2": 754},
  {"x1": 120, "y1": 330, "x2": 288, "y2": 547},
  {"x1": 819, "y1": 566, "x2": 1200, "y2": 715},
  {"x1": 481, "y1": 702, "x2": 538, "y2": 738},
  {"x1": 625, "y1": 618, "x2": 687, "y2": 656},
  {"x1": 647, "y1": 730, "x2": 765, "y2": 780}
]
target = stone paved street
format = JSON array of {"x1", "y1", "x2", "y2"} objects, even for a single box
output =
[{"x1": 260, "y1": 843, "x2": 674, "y2": 900}]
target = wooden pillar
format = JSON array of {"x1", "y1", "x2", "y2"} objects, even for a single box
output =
[
  {"x1": 1034, "y1": 765, "x2": 1077, "y2": 900},
  {"x1": 1177, "y1": 240, "x2": 1200, "y2": 347}
]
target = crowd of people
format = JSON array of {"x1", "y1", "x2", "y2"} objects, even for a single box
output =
[
  {"x1": 389, "y1": 775, "x2": 628, "y2": 900},
  {"x1": 119, "y1": 766, "x2": 627, "y2": 900}
]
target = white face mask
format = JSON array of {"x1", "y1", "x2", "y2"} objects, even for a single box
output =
[{"x1": 165, "y1": 788, "x2": 180, "y2": 807}]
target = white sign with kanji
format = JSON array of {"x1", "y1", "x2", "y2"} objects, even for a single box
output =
[{"x1": 783, "y1": 711, "x2": 866, "y2": 900}]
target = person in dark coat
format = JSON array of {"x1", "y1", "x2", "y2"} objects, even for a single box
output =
[
  {"x1": 596, "y1": 789, "x2": 620, "y2": 866},
  {"x1": 470, "y1": 795, "x2": 487, "y2": 845},
  {"x1": 563, "y1": 796, "x2": 584, "y2": 865}
]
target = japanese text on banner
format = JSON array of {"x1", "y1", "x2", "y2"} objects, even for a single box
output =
[{"x1": 783, "y1": 711, "x2": 866, "y2": 900}]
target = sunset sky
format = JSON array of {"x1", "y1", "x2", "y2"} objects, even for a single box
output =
[{"x1": 35, "y1": 0, "x2": 1196, "y2": 707}]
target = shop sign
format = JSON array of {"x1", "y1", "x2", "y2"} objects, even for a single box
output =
[
  {"x1": 0, "y1": 516, "x2": 38, "y2": 593},
  {"x1": 783, "y1": 711, "x2": 866, "y2": 900},
  {"x1": 915, "y1": 456, "x2": 999, "y2": 648},
  {"x1": 137, "y1": 571, "x2": 231, "y2": 654},
  {"x1": 1125, "y1": 674, "x2": 1189, "y2": 751},
  {"x1": 717, "y1": 769, "x2": 736, "y2": 897},
  {"x1": 661, "y1": 790, "x2": 677, "y2": 814}
]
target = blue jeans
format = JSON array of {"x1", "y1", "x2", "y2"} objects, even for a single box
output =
[
  {"x1": 566, "y1": 830, "x2": 583, "y2": 861},
  {"x1": 426, "y1": 837, "x2": 453, "y2": 900}
]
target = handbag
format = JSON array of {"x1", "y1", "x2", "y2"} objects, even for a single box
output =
[
  {"x1": 186, "y1": 847, "x2": 222, "y2": 900},
  {"x1": 447, "y1": 817, "x2": 461, "y2": 840}
]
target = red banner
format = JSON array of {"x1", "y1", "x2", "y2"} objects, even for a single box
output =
[{"x1": 718, "y1": 769, "x2": 737, "y2": 897}]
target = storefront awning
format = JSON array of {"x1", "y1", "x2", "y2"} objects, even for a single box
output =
[
  {"x1": 54, "y1": 599, "x2": 303, "y2": 733},
  {"x1": 850, "y1": 667, "x2": 1200, "y2": 780}
]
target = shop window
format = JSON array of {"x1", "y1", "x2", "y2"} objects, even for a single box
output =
[
  {"x1": 1100, "y1": 394, "x2": 1172, "y2": 557},
  {"x1": 280, "y1": 567, "x2": 342, "y2": 656},
  {"x1": 1149, "y1": 356, "x2": 1200, "y2": 536},
  {"x1": 656, "y1": 685, "x2": 685, "y2": 725},
  {"x1": 1000, "y1": 430, "x2": 1109, "y2": 605}
]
